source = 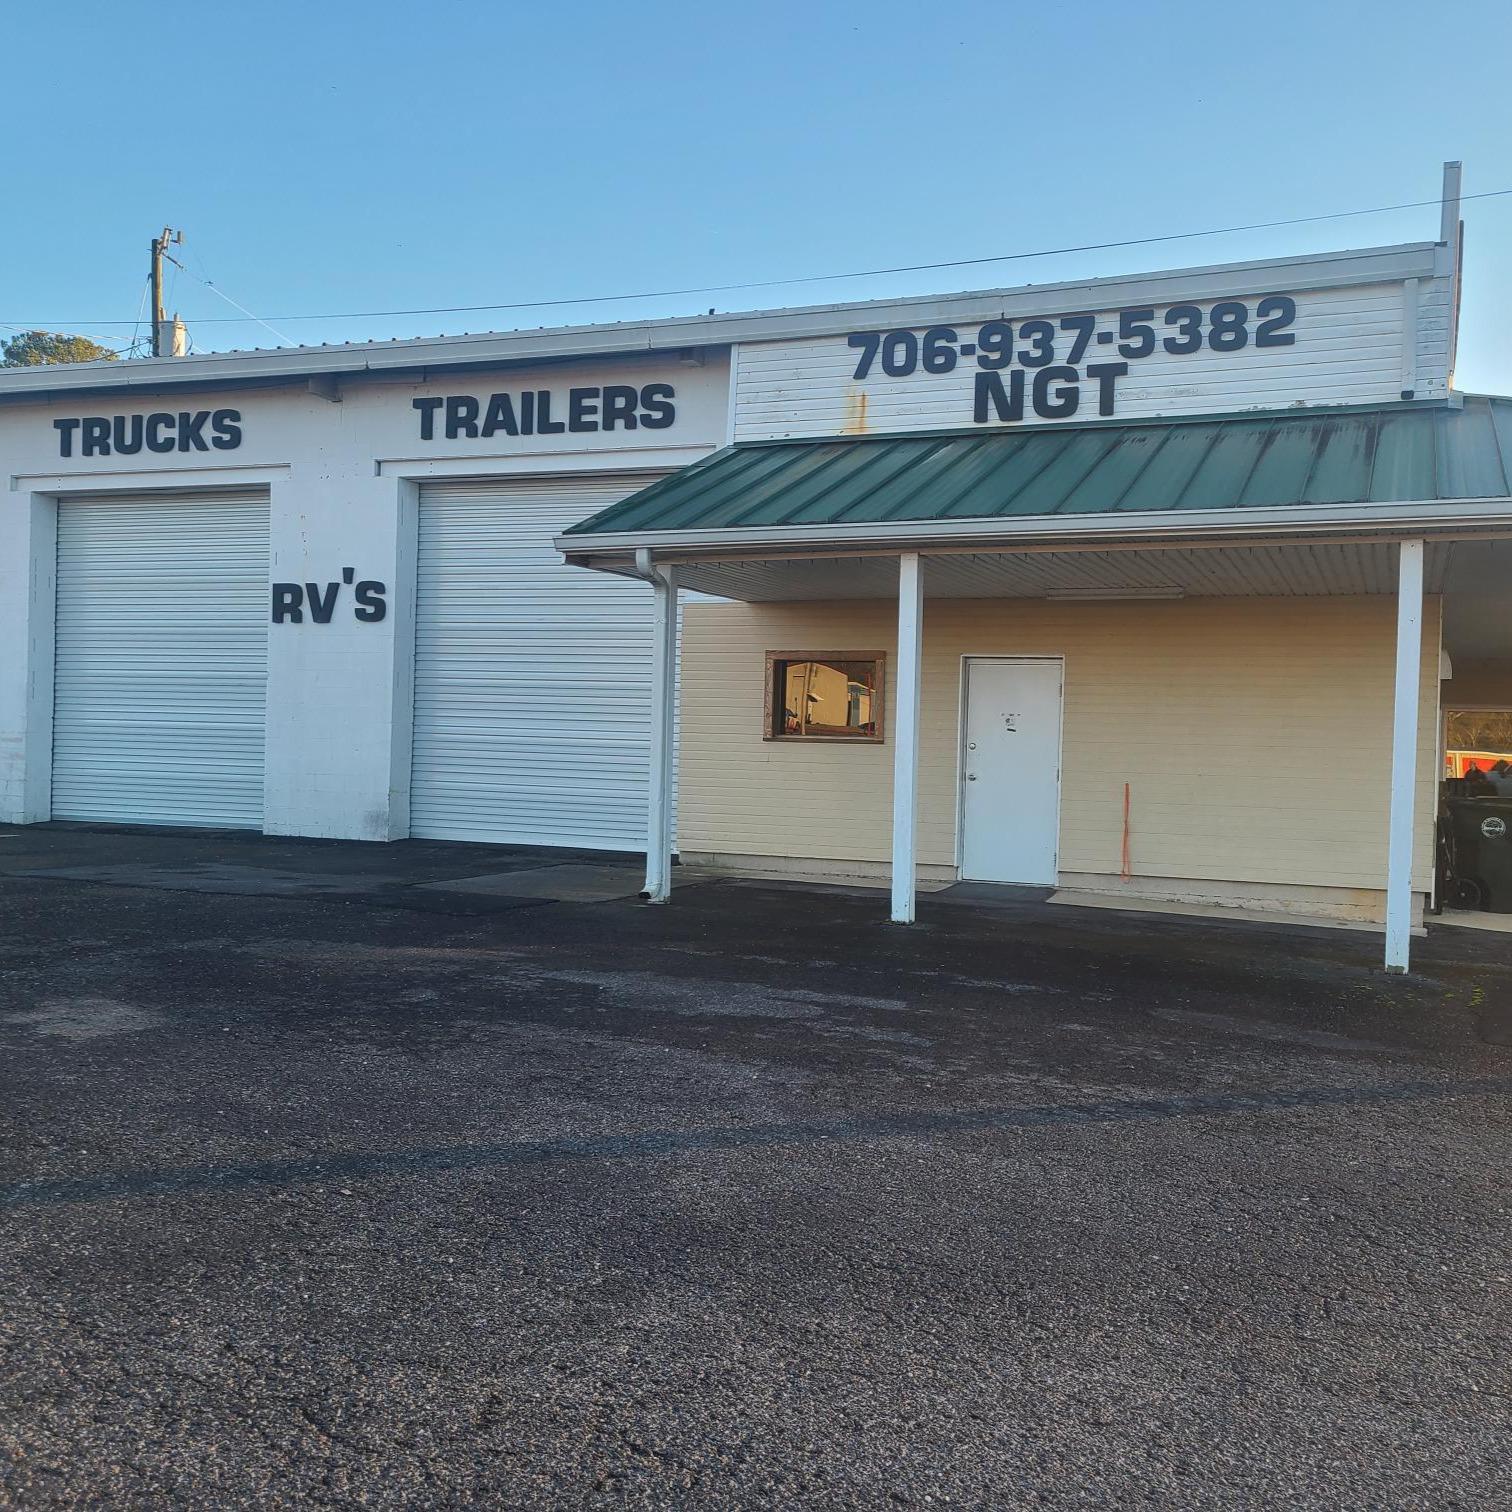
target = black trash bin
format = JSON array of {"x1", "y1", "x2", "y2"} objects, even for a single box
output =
[{"x1": 1445, "y1": 797, "x2": 1512, "y2": 912}]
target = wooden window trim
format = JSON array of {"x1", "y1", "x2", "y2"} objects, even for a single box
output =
[{"x1": 763, "y1": 650, "x2": 887, "y2": 743}]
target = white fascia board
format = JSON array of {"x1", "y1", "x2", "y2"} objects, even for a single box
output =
[
  {"x1": 554, "y1": 495, "x2": 1512, "y2": 563},
  {"x1": 0, "y1": 241, "x2": 1439, "y2": 403}
]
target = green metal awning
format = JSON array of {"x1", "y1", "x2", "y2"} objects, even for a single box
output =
[{"x1": 565, "y1": 397, "x2": 1512, "y2": 539}]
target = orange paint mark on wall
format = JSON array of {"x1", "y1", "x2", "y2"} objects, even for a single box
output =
[{"x1": 843, "y1": 391, "x2": 869, "y2": 433}]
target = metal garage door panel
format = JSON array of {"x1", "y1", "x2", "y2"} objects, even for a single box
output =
[
  {"x1": 412, "y1": 475, "x2": 668, "y2": 849},
  {"x1": 52, "y1": 492, "x2": 269, "y2": 828}
]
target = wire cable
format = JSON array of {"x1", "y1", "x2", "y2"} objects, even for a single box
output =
[
  {"x1": 163, "y1": 253, "x2": 298, "y2": 346},
  {"x1": 7, "y1": 184, "x2": 1508, "y2": 332},
  {"x1": 0, "y1": 318, "x2": 138, "y2": 357},
  {"x1": 127, "y1": 276, "x2": 150, "y2": 357}
]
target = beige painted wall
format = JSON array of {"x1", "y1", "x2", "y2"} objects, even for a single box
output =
[{"x1": 679, "y1": 596, "x2": 1442, "y2": 903}]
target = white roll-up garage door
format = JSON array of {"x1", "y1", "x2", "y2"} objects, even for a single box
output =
[
  {"x1": 411, "y1": 474, "x2": 667, "y2": 850},
  {"x1": 52, "y1": 491, "x2": 270, "y2": 828}
]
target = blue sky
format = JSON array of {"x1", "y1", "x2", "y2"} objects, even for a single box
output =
[{"x1": 8, "y1": 1, "x2": 1511, "y2": 391}]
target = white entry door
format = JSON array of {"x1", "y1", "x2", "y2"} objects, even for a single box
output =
[{"x1": 959, "y1": 657, "x2": 1063, "y2": 885}]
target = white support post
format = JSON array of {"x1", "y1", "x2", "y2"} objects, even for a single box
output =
[
  {"x1": 1385, "y1": 539, "x2": 1426, "y2": 972},
  {"x1": 643, "y1": 562, "x2": 678, "y2": 903},
  {"x1": 890, "y1": 552, "x2": 923, "y2": 924}
]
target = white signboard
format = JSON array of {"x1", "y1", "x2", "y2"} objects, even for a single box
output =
[{"x1": 734, "y1": 277, "x2": 1452, "y2": 443}]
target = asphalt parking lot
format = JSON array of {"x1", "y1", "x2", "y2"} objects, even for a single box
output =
[{"x1": 2, "y1": 825, "x2": 1510, "y2": 1508}]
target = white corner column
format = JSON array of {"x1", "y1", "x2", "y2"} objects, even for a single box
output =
[
  {"x1": 0, "y1": 492, "x2": 57, "y2": 824},
  {"x1": 642, "y1": 560, "x2": 679, "y2": 903},
  {"x1": 1385, "y1": 539, "x2": 1426, "y2": 973},
  {"x1": 890, "y1": 552, "x2": 924, "y2": 924}
]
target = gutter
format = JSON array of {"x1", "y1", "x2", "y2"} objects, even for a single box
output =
[{"x1": 555, "y1": 497, "x2": 1512, "y2": 565}]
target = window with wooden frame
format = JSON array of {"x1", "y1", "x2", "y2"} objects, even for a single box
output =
[{"x1": 764, "y1": 651, "x2": 886, "y2": 742}]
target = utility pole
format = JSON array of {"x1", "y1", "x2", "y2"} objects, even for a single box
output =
[{"x1": 150, "y1": 227, "x2": 183, "y2": 357}]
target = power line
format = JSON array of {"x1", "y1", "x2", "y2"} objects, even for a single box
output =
[
  {"x1": 127, "y1": 276, "x2": 151, "y2": 357},
  {"x1": 7, "y1": 184, "x2": 1510, "y2": 333},
  {"x1": 0, "y1": 318, "x2": 139, "y2": 357},
  {"x1": 163, "y1": 252, "x2": 298, "y2": 346}
]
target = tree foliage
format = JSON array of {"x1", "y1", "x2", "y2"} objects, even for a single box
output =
[
  {"x1": 2, "y1": 330, "x2": 119, "y2": 367},
  {"x1": 1448, "y1": 711, "x2": 1512, "y2": 752}
]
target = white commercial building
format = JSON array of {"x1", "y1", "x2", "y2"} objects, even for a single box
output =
[
  {"x1": 3, "y1": 165, "x2": 1510, "y2": 973},
  {"x1": 0, "y1": 337, "x2": 732, "y2": 847}
]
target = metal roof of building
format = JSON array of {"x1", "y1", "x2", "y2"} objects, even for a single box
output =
[
  {"x1": 564, "y1": 397, "x2": 1512, "y2": 539},
  {"x1": 0, "y1": 240, "x2": 1440, "y2": 402}
]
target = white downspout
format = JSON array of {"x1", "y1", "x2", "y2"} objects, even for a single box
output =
[
  {"x1": 633, "y1": 547, "x2": 678, "y2": 902},
  {"x1": 1385, "y1": 539, "x2": 1426, "y2": 971},
  {"x1": 891, "y1": 551, "x2": 924, "y2": 924}
]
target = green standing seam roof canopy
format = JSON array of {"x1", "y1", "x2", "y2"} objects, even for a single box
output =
[{"x1": 565, "y1": 397, "x2": 1512, "y2": 538}]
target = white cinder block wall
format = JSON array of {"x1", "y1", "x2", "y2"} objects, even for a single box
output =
[{"x1": 0, "y1": 355, "x2": 730, "y2": 839}]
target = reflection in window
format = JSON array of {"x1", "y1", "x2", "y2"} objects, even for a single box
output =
[
  {"x1": 1445, "y1": 709, "x2": 1512, "y2": 792},
  {"x1": 767, "y1": 654, "x2": 883, "y2": 740}
]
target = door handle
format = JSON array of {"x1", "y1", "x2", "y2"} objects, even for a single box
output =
[{"x1": 967, "y1": 773, "x2": 977, "y2": 781}]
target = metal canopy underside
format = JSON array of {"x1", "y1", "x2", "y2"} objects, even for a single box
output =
[
  {"x1": 566, "y1": 397, "x2": 1512, "y2": 538},
  {"x1": 669, "y1": 540, "x2": 1463, "y2": 602}
]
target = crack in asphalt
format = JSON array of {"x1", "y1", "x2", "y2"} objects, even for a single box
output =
[{"x1": 4, "y1": 1074, "x2": 1508, "y2": 1210}]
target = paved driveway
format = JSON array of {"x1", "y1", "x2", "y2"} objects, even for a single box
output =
[{"x1": 1, "y1": 826, "x2": 1509, "y2": 1507}]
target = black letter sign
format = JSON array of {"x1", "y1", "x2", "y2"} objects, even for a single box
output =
[{"x1": 55, "y1": 411, "x2": 242, "y2": 456}]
